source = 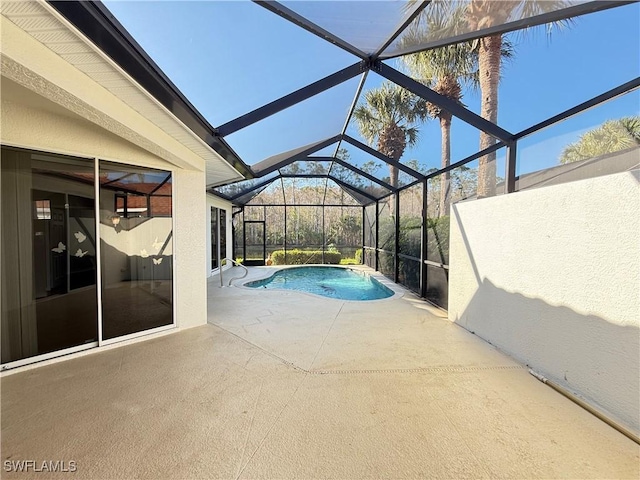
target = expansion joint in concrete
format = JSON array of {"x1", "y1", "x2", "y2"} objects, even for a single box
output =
[
  {"x1": 210, "y1": 324, "x2": 526, "y2": 376},
  {"x1": 308, "y1": 365, "x2": 527, "y2": 375}
]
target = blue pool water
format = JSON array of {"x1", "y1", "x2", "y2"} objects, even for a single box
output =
[{"x1": 245, "y1": 266, "x2": 394, "y2": 301}]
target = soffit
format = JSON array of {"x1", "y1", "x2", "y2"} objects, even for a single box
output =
[{"x1": 0, "y1": 1, "x2": 242, "y2": 187}]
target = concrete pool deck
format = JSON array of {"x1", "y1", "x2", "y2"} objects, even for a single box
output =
[{"x1": 1, "y1": 265, "x2": 638, "y2": 479}]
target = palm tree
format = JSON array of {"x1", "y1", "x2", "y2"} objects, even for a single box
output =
[
  {"x1": 400, "y1": 21, "x2": 479, "y2": 216},
  {"x1": 559, "y1": 116, "x2": 640, "y2": 164},
  {"x1": 353, "y1": 82, "x2": 428, "y2": 189},
  {"x1": 464, "y1": 0, "x2": 573, "y2": 197}
]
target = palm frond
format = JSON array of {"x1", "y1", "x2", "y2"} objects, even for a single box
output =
[
  {"x1": 620, "y1": 116, "x2": 640, "y2": 143},
  {"x1": 559, "y1": 116, "x2": 640, "y2": 164},
  {"x1": 509, "y1": 0, "x2": 577, "y2": 45},
  {"x1": 405, "y1": 127, "x2": 420, "y2": 147},
  {"x1": 353, "y1": 81, "x2": 429, "y2": 161}
]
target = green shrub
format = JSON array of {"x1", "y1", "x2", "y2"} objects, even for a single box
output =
[
  {"x1": 426, "y1": 215, "x2": 450, "y2": 265},
  {"x1": 270, "y1": 249, "x2": 342, "y2": 265},
  {"x1": 270, "y1": 250, "x2": 286, "y2": 264},
  {"x1": 322, "y1": 251, "x2": 342, "y2": 264},
  {"x1": 354, "y1": 248, "x2": 363, "y2": 264},
  {"x1": 339, "y1": 258, "x2": 359, "y2": 265},
  {"x1": 399, "y1": 216, "x2": 422, "y2": 258}
]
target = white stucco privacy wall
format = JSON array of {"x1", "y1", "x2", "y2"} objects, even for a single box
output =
[{"x1": 448, "y1": 171, "x2": 640, "y2": 433}]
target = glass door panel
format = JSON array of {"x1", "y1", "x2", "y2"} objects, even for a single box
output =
[
  {"x1": 220, "y1": 209, "x2": 227, "y2": 265},
  {"x1": 243, "y1": 221, "x2": 265, "y2": 266},
  {"x1": 211, "y1": 207, "x2": 219, "y2": 270},
  {"x1": 99, "y1": 162, "x2": 173, "y2": 340},
  {"x1": 1, "y1": 148, "x2": 98, "y2": 364},
  {"x1": 211, "y1": 207, "x2": 227, "y2": 270}
]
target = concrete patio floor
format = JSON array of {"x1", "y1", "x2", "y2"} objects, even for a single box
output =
[{"x1": 1, "y1": 266, "x2": 638, "y2": 479}]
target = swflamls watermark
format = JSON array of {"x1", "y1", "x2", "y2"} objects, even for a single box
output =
[{"x1": 3, "y1": 460, "x2": 77, "y2": 473}]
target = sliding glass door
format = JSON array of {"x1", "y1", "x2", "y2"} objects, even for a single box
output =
[
  {"x1": 99, "y1": 163, "x2": 174, "y2": 340},
  {"x1": 1, "y1": 148, "x2": 98, "y2": 364},
  {"x1": 1, "y1": 147, "x2": 175, "y2": 368}
]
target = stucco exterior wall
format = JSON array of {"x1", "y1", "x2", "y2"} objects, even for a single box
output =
[
  {"x1": 448, "y1": 171, "x2": 640, "y2": 433},
  {"x1": 1, "y1": 90, "x2": 178, "y2": 171},
  {"x1": 174, "y1": 170, "x2": 207, "y2": 329}
]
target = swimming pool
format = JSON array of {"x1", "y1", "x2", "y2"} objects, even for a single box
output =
[{"x1": 244, "y1": 266, "x2": 394, "y2": 301}]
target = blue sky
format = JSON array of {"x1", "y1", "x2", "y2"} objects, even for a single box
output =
[{"x1": 104, "y1": 1, "x2": 639, "y2": 179}]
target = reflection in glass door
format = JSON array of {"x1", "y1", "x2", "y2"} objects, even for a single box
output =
[
  {"x1": 99, "y1": 163, "x2": 174, "y2": 340},
  {"x1": 1, "y1": 148, "x2": 98, "y2": 365}
]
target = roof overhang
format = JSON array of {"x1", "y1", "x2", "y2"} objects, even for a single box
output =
[{"x1": 1, "y1": 0, "x2": 248, "y2": 186}]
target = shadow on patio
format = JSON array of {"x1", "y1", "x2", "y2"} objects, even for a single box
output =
[{"x1": 1, "y1": 267, "x2": 638, "y2": 479}]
